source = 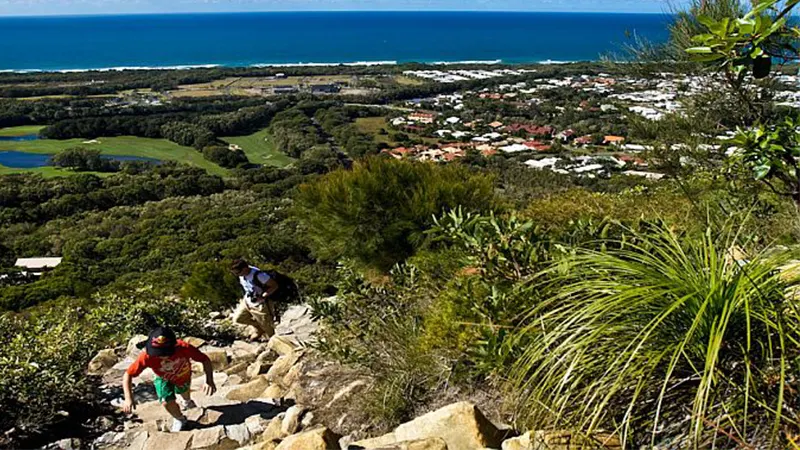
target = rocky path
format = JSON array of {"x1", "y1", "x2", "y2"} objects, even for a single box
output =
[{"x1": 46, "y1": 304, "x2": 620, "y2": 450}]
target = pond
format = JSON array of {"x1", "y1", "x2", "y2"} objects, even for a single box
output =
[
  {"x1": 0, "y1": 151, "x2": 161, "y2": 169},
  {"x1": 0, "y1": 134, "x2": 40, "y2": 142}
]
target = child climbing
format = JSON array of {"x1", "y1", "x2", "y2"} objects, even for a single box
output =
[{"x1": 121, "y1": 326, "x2": 217, "y2": 432}]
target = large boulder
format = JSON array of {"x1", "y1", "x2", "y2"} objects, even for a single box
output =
[
  {"x1": 274, "y1": 427, "x2": 340, "y2": 450},
  {"x1": 229, "y1": 341, "x2": 264, "y2": 364},
  {"x1": 88, "y1": 349, "x2": 118, "y2": 376},
  {"x1": 143, "y1": 432, "x2": 193, "y2": 450},
  {"x1": 353, "y1": 402, "x2": 506, "y2": 450},
  {"x1": 204, "y1": 349, "x2": 231, "y2": 371},
  {"x1": 281, "y1": 405, "x2": 305, "y2": 435},
  {"x1": 225, "y1": 376, "x2": 271, "y2": 402},
  {"x1": 265, "y1": 354, "x2": 299, "y2": 384},
  {"x1": 262, "y1": 416, "x2": 287, "y2": 442},
  {"x1": 224, "y1": 423, "x2": 252, "y2": 446},
  {"x1": 370, "y1": 438, "x2": 449, "y2": 450},
  {"x1": 190, "y1": 425, "x2": 237, "y2": 450},
  {"x1": 267, "y1": 336, "x2": 296, "y2": 357}
]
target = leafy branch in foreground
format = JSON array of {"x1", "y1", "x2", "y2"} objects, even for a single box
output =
[
  {"x1": 508, "y1": 223, "x2": 800, "y2": 448},
  {"x1": 728, "y1": 116, "x2": 800, "y2": 205}
]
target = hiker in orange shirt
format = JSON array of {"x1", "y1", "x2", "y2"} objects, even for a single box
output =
[{"x1": 121, "y1": 326, "x2": 216, "y2": 432}]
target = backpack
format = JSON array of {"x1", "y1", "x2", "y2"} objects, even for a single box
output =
[{"x1": 252, "y1": 269, "x2": 299, "y2": 304}]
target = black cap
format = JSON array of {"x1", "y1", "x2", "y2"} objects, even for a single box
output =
[{"x1": 145, "y1": 326, "x2": 177, "y2": 357}]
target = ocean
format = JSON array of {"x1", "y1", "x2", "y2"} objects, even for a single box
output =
[{"x1": 0, "y1": 12, "x2": 671, "y2": 72}]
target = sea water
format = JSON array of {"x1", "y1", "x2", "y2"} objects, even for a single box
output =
[{"x1": 0, "y1": 12, "x2": 671, "y2": 71}]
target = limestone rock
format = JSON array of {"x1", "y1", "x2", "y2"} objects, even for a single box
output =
[
  {"x1": 262, "y1": 416, "x2": 286, "y2": 442},
  {"x1": 184, "y1": 337, "x2": 207, "y2": 348},
  {"x1": 265, "y1": 354, "x2": 299, "y2": 384},
  {"x1": 274, "y1": 427, "x2": 340, "y2": 450},
  {"x1": 248, "y1": 441, "x2": 279, "y2": 450},
  {"x1": 245, "y1": 414, "x2": 268, "y2": 436},
  {"x1": 300, "y1": 411, "x2": 314, "y2": 430},
  {"x1": 369, "y1": 438, "x2": 449, "y2": 450},
  {"x1": 354, "y1": 402, "x2": 505, "y2": 450},
  {"x1": 205, "y1": 350, "x2": 230, "y2": 371},
  {"x1": 226, "y1": 374, "x2": 244, "y2": 387},
  {"x1": 126, "y1": 335, "x2": 148, "y2": 359},
  {"x1": 281, "y1": 405, "x2": 305, "y2": 435},
  {"x1": 43, "y1": 438, "x2": 81, "y2": 450},
  {"x1": 353, "y1": 433, "x2": 398, "y2": 449},
  {"x1": 502, "y1": 432, "x2": 532, "y2": 450},
  {"x1": 261, "y1": 384, "x2": 285, "y2": 400},
  {"x1": 88, "y1": 349, "x2": 118, "y2": 376},
  {"x1": 267, "y1": 336, "x2": 296, "y2": 357},
  {"x1": 246, "y1": 361, "x2": 268, "y2": 379},
  {"x1": 225, "y1": 376, "x2": 270, "y2": 402},
  {"x1": 190, "y1": 425, "x2": 237, "y2": 450},
  {"x1": 280, "y1": 362, "x2": 304, "y2": 389},
  {"x1": 224, "y1": 362, "x2": 250, "y2": 376},
  {"x1": 224, "y1": 423, "x2": 252, "y2": 446},
  {"x1": 230, "y1": 341, "x2": 263, "y2": 363},
  {"x1": 143, "y1": 432, "x2": 192, "y2": 450}
]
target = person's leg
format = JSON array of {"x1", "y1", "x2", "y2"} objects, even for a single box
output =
[
  {"x1": 249, "y1": 303, "x2": 275, "y2": 338},
  {"x1": 177, "y1": 385, "x2": 196, "y2": 409},
  {"x1": 233, "y1": 298, "x2": 259, "y2": 328},
  {"x1": 164, "y1": 400, "x2": 185, "y2": 420},
  {"x1": 155, "y1": 377, "x2": 188, "y2": 431},
  {"x1": 233, "y1": 298, "x2": 263, "y2": 339}
]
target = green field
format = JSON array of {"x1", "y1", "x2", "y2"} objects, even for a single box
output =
[
  {"x1": 222, "y1": 129, "x2": 294, "y2": 168},
  {"x1": 0, "y1": 165, "x2": 117, "y2": 178},
  {"x1": 0, "y1": 125, "x2": 45, "y2": 137},
  {"x1": 355, "y1": 117, "x2": 394, "y2": 145},
  {"x1": 0, "y1": 127, "x2": 228, "y2": 176}
]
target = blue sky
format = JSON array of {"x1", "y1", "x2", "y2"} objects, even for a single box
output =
[{"x1": 0, "y1": 0, "x2": 682, "y2": 16}]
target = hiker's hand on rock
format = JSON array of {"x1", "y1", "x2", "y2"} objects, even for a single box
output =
[
  {"x1": 203, "y1": 381, "x2": 216, "y2": 396},
  {"x1": 122, "y1": 399, "x2": 136, "y2": 414}
]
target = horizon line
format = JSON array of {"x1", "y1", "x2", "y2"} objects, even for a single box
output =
[{"x1": 0, "y1": 9, "x2": 674, "y2": 19}]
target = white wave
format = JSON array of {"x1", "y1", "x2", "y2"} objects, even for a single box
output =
[
  {"x1": 251, "y1": 60, "x2": 398, "y2": 67},
  {"x1": 430, "y1": 60, "x2": 503, "y2": 65},
  {"x1": 0, "y1": 64, "x2": 222, "y2": 73},
  {"x1": 538, "y1": 59, "x2": 576, "y2": 64}
]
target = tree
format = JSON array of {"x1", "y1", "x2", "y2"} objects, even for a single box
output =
[
  {"x1": 50, "y1": 147, "x2": 119, "y2": 172},
  {"x1": 295, "y1": 157, "x2": 497, "y2": 270},
  {"x1": 686, "y1": 0, "x2": 800, "y2": 205}
]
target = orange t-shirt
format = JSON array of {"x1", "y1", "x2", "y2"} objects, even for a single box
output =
[{"x1": 126, "y1": 339, "x2": 210, "y2": 385}]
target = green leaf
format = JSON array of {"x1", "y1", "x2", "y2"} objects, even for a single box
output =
[
  {"x1": 753, "y1": 164, "x2": 771, "y2": 180},
  {"x1": 685, "y1": 46, "x2": 714, "y2": 54}
]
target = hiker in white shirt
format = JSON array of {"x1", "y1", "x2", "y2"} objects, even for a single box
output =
[{"x1": 230, "y1": 259, "x2": 280, "y2": 340}]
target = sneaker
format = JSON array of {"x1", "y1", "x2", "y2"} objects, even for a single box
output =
[
  {"x1": 178, "y1": 398, "x2": 197, "y2": 410},
  {"x1": 170, "y1": 418, "x2": 188, "y2": 433}
]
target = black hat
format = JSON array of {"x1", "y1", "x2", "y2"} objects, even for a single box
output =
[{"x1": 145, "y1": 326, "x2": 177, "y2": 357}]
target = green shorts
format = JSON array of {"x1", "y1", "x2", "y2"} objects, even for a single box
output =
[{"x1": 154, "y1": 377, "x2": 190, "y2": 403}]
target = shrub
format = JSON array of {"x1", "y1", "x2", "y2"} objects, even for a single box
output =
[
  {"x1": 0, "y1": 286, "x2": 212, "y2": 436},
  {"x1": 295, "y1": 157, "x2": 496, "y2": 270},
  {"x1": 508, "y1": 223, "x2": 800, "y2": 447},
  {"x1": 180, "y1": 261, "x2": 241, "y2": 311},
  {"x1": 201, "y1": 145, "x2": 249, "y2": 168},
  {"x1": 50, "y1": 147, "x2": 119, "y2": 172}
]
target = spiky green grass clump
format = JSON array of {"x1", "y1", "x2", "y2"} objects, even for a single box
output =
[{"x1": 509, "y1": 225, "x2": 800, "y2": 448}]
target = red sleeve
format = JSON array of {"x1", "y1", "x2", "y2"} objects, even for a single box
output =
[
  {"x1": 126, "y1": 352, "x2": 150, "y2": 377},
  {"x1": 177, "y1": 340, "x2": 210, "y2": 363}
]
